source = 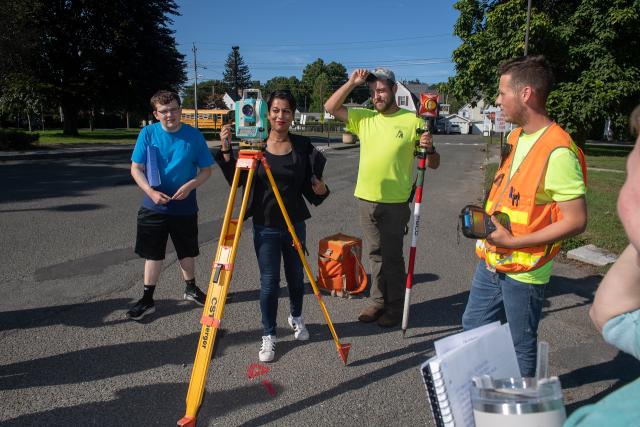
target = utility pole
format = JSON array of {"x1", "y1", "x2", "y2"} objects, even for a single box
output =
[
  {"x1": 193, "y1": 42, "x2": 199, "y2": 128},
  {"x1": 524, "y1": 0, "x2": 532, "y2": 55},
  {"x1": 231, "y1": 46, "x2": 239, "y2": 97}
]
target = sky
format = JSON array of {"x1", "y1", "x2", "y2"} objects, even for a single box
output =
[{"x1": 170, "y1": 0, "x2": 462, "y2": 87}]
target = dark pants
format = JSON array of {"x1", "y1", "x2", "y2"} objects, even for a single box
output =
[
  {"x1": 253, "y1": 222, "x2": 306, "y2": 337},
  {"x1": 358, "y1": 199, "x2": 411, "y2": 311},
  {"x1": 462, "y1": 261, "x2": 547, "y2": 377}
]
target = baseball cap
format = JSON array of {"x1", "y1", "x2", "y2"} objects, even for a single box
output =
[{"x1": 366, "y1": 67, "x2": 396, "y2": 85}]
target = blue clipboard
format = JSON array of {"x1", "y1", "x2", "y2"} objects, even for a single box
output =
[{"x1": 146, "y1": 145, "x2": 161, "y2": 187}]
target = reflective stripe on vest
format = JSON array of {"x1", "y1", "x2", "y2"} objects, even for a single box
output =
[{"x1": 476, "y1": 123, "x2": 586, "y2": 273}]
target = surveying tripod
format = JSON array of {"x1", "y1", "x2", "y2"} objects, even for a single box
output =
[{"x1": 177, "y1": 148, "x2": 351, "y2": 427}]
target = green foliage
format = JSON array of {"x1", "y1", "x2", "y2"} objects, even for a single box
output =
[
  {"x1": 451, "y1": 0, "x2": 640, "y2": 142},
  {"x1": 0, "y1": 128, "x2": 39, "y2": 150},
  {"x1": 301, "y1": 59, "x2": 348, "y2": 112},
  {"x1": 0, "y1": 0, "x2": 186, "y2": 136},
  {"x1": 263, "y1": 76, "x2": 305, "y2": 109},
  {"x1": 312, "y1": 73, "x2": 330, "y2": 113},
  {"x1": 222, "y1": 46, "x2": 252, "y2": 96},
  {"x1": 182, "y1": 80, "x2": 228, "y2": 109}
]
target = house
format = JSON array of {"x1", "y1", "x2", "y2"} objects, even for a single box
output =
[
  {"x1": 393, "y1": 82, "x2": 435, "y2": 113},
  {"x1": 441, "y1": 114, "x2": 472, "y2": 134},
  {"x1": 455, "y1": 99, "x2": 513, "y2": 135},
  {"x1": 222, "y1": 92, "x2": 240, "y2": 110}
]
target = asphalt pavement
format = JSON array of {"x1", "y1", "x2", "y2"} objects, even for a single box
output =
[{"x1": 0, "y1": 135, "x2": 638, "y2": 426}]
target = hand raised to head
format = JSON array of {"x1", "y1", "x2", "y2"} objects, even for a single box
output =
[{"x1": 350, "y1": 69, "x2": 369, "y2": 86}]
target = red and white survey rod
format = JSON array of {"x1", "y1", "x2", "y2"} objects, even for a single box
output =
[{"x1": 401, "y1": 127, "x2": 429, "y2": 336}]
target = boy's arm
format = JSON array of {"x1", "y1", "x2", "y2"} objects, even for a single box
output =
[
  {"x1": 131, "y1": 162, "x2": 171, "y2": 205},
  {"x1": 171, "y1": 166, "x2": 212, "y2": 201}
]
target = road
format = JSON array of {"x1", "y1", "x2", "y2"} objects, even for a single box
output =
[{"x1": 0, "y1": 135, "x2": 637, "y2": 426}]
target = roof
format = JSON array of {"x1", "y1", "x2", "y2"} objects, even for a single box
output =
[
  {"x1": 224, "y1": 92, "x2": 241, "y2": 102},
  {"x1": 403, "y1": 83, "x2": 434, "y2": 97}
]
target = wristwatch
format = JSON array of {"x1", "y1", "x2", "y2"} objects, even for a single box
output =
[{"x1": 220, "y1": 145, "x2": 232, "y2": 154}]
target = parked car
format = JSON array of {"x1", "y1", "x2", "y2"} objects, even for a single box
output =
[{"x1": 447, "y1": 124, "x2": 461, "y2": 134}]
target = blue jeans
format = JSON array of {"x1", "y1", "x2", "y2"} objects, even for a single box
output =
[
  {"x1": 462, "y1": 261, "x2": 547, "y2": 377},
  {"x1": 253, "y1": 222, "x2": 306, "y2": 336}
]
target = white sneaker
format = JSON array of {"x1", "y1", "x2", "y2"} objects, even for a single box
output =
[
  {"x1": 259, "y1": 335, "x2": 276, "y2": 362},
  {"x1": 288, "y1": 314, "x2": 310, "y2": 341}
]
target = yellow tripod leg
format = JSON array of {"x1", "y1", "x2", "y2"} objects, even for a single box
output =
[
  {"x1": 261, "y1": 158, "x2": 351, "y2": 365},
  {"x1": 178, "y1": 157, "x2": 258, "y2": 427}
]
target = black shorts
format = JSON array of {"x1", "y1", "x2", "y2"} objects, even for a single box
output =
[{"x1": 135, "y1": 207, "x2": 199, "y2": 261}]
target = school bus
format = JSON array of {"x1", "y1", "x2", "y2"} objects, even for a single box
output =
[{"x1": 181, "y1": 109, "x2": 233, "y2": 130}]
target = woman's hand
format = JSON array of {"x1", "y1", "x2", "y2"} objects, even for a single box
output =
[
  {"x1": 220, "y1": 124, "x2": 233, "y2": 150},
  {"x1": 311, "y1": 175, "x2": 327, "y2": 195}
]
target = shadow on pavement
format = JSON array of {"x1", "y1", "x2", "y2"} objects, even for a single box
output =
[
  {"x1": 542, "y1": 274, "x2": 601, "y2": 318},
  {"x1": 0, "y1": 332, "x2": 200, "y2": 390},
  {"x1": 1, "y1": 158, "x2": 133, "y2": 204},
  {"x1": 240, "y1": 343, "x2": 432, "y2": 426},
  {"x1": 0, "y1": 298, "x2": 196, "y2": 332},
  {"x1": 1, "y1": 381, "x2": 278, "y2": 426},
  {"x1": 562, "y1": 351, "x2": 640, "y2": 414},
  {"x1": 0, "y1": 203, "x2": 107, "y2": 213},
  {"x1": 334, "y1": 291, "x2": 468, "y2": 342}
]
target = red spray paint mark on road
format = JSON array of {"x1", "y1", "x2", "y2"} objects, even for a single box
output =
[
  {"x1": 246, "y1": 363, "x2": 270, "y2": 379},
  {"x1": 261, "y1": 380, "x2": 277, "y2": 397}
]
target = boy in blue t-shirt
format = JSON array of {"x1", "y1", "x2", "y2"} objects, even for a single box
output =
[{"x1": 127, "y1": 90, "x2": 214, "y2": 320}]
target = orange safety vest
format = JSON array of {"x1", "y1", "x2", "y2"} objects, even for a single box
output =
[{"x1": 476, "y1": 123, "x2": 587, "y2": 273}]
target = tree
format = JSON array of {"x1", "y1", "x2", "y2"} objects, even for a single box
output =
[
  {"x1": 451, "y1": 0, "x2": 640, "y2": 142},
  {"x1": 0, "y1": 0, "x2": 186, "y2": 135},
  {"x1": 263, "y1": 76, "x2": 304, "y2": 109},
  {"x1": 182, "y1": 80, "x2": 227, "y2": 109},
  {"x1": 223, "y1": 46, "x2": 252, "y2": 97},
  {"x1": 312, "y1": 73, "x2": 330, "y2": 113},
  {"x1": 433, "y1": 79, "x2": 465, "y2": 114},
  {"x1": 301, "y1": 59, "x2": 348, "y2": 112}
]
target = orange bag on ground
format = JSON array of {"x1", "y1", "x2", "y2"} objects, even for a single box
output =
[{"x1": 317, "y1": 233, "x2": 368, "y2": 297}]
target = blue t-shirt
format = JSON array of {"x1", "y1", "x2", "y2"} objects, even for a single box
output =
[{"x1": 131, "y1": 122, "x2": 214, "y2": 215}]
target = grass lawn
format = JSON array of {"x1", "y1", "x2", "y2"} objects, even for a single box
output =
[
  {"x1": 37, "y1": 129, "x2": 139, "y2": 144},
  {"x1": 583, "y1": 144, "x2": 632, "y2": 171},
  {"x1": 563, "y1": 170, "x2": 627, "y2": 254}
]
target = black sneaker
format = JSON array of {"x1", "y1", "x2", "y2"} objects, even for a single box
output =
[
  {"x1": 126, "y1": 298, "x2": 155, "y2": 321},
  {"x1": 184, "y1": 286, "x2": 206, "y2": 306}
]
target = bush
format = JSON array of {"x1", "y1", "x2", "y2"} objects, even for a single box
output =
[{"x1": 0, "y1": 128, "x2": 40, "y2": 150}]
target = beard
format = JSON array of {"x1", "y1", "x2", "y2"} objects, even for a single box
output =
[
  {"x1": 505, "y1": 102, "x2": 528, "y2": 126},
  {"x1": 373, "y1": 97, "x2": 394, "y2": 113}
]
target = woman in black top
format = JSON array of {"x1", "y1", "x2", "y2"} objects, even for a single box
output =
[{"x1": 217, "y1": 90, "x2": 329, "y2": 362}]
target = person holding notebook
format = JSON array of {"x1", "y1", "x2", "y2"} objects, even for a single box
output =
[{"x1": 127, "y1": 90, "x2": 214, "y2": 321}]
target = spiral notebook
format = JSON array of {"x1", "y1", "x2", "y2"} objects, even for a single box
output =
[{"x1": 420, "y1": 323, "x2": 520, "y2": 427}]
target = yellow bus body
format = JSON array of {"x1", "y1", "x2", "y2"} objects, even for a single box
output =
[{"x1": 181, "y1": 109, "x2": 233, "y2": 130}]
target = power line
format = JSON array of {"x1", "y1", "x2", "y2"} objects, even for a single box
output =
[
  {"x1": 176, "y1": 33, "x2": 455, "y2": 48},
  {"x1": 196, "y1": 58, "x2": 452, "y2": 69}
]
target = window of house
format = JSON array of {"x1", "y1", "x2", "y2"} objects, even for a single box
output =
[{"x1": 398, "y1": 96, "x2": 409, "y2": 106}]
